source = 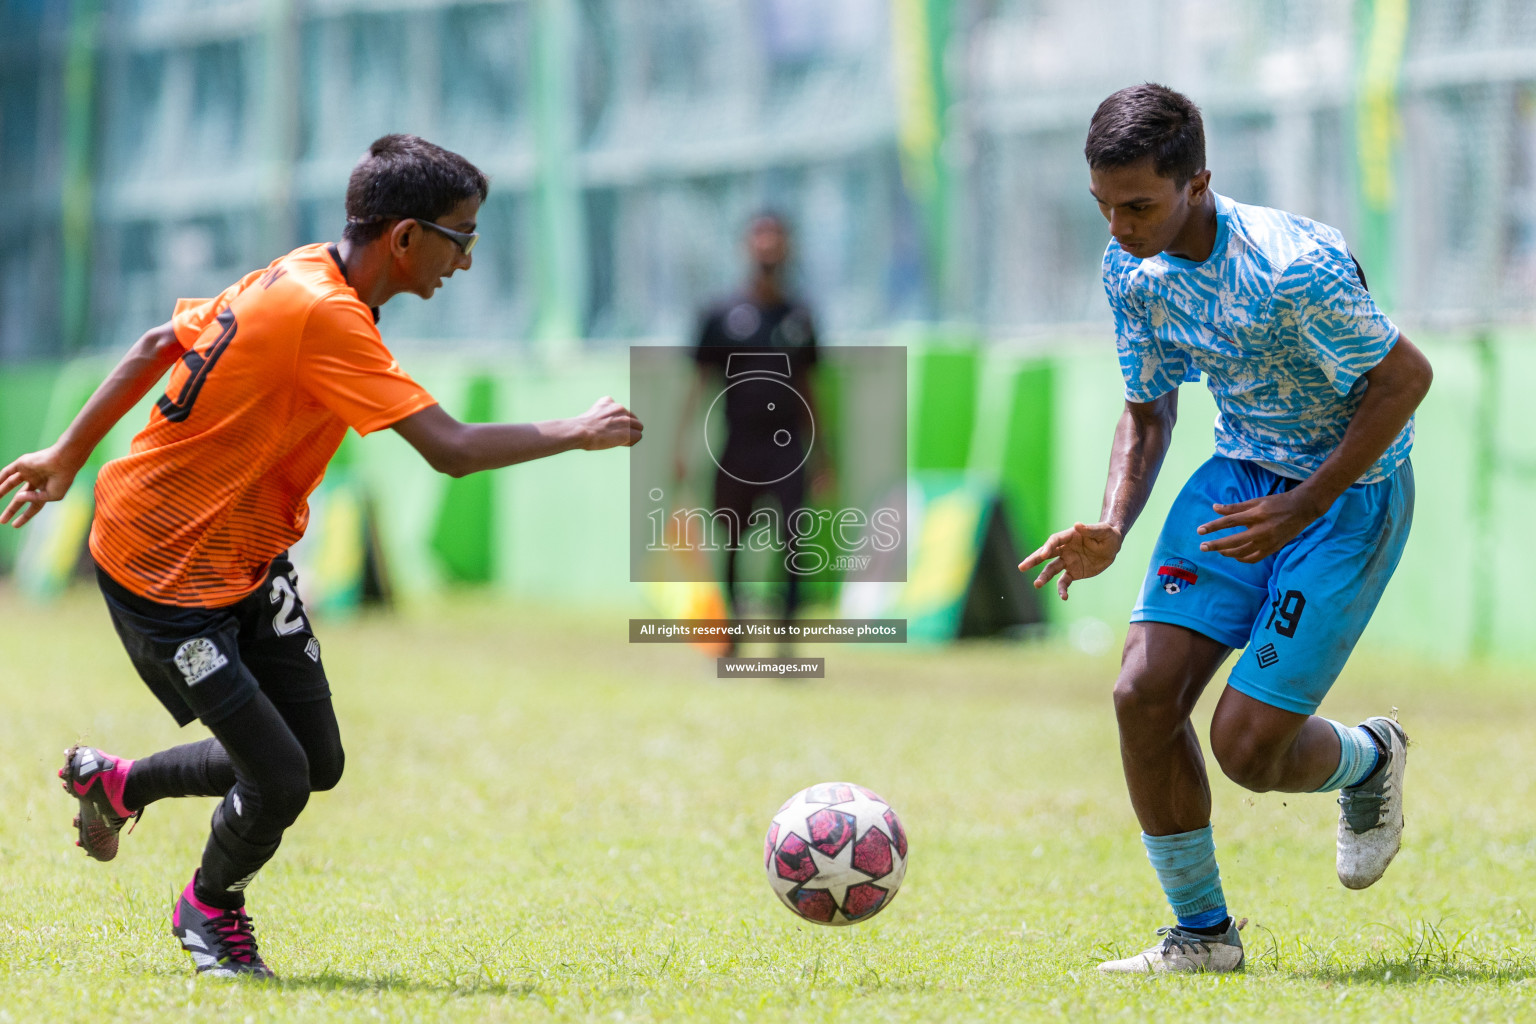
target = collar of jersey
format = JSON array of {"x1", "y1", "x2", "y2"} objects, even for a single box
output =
[
  {"x1": 325, "y1": 243, "x2": 382, "y2": 323},
  {"x1": 1154, "y1": 192, "x2": 1232, "y2": 272}
]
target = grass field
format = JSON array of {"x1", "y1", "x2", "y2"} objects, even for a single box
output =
[{"x1": 1, "y1": 585, "x2": 1534, "y2": 1022}]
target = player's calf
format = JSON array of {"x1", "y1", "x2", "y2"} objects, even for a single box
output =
[
  {"x1": 59, "y1": 745, "x2": 142, "y2": 862},
  {"x1": 1209, "y1": 729, "x2": 1293, "y2": 792},
  {"x1": 1208, "y1": 689, "x2": 1337, "y2": 794}
]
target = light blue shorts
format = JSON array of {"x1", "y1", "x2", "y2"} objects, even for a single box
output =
[{"x1": 1131, "y1": 456, "x2": 1414, "y2": 715}]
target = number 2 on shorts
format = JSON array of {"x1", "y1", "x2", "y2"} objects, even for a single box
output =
[{"x1": 269, "y1": 575, "x2": 307, "y2": 636}]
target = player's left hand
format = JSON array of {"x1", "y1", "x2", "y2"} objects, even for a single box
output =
[
  {"x1": 0, "y1": 446, "x2": 81, "y2": 528},
  {"x1": 1196, "y1": 489, "x2": 1322, "y2": 563}
]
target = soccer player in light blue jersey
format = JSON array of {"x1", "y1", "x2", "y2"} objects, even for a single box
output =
[{"x1": 1018, "y1": 84, "x2": 1433, "y2": 974}]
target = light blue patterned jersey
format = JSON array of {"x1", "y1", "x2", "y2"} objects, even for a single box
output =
[{"x1": 1103, "y1": 193, "x2": 1411, "y2": 483}]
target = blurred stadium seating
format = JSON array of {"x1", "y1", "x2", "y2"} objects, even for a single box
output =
[{"x1": 2, "y1": 0, "x2": 1532, "y2": 358}]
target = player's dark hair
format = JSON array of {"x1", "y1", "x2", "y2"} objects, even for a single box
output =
[
  {"x1": 343, "y1": 134, "x2": 489, "y2": 245},
  {"x1": 1084, "y1": 84, "x2": 1205, "y2": 185}
]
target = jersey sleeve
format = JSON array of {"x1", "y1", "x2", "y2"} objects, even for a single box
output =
[
  {"x1": 1275, "y1": 247, "x2": 1400, "y2": 394},
  {"x1": 1105, "y1": 258, "x2": 1196, "y2": 402},
  {"x1": 170, "y1": 270, "x2": 261, "y2": 348},
  {"x1": 296, "y1": 295, "x2": 438, "y2": 435}
]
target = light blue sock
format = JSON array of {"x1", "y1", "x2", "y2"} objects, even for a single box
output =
[
  {"x1": 1142, "y1": 826, "x2": 1228, "y2": 931},
  {"x1": 1314, "y1": 719, "x2": 1381, "y2": 792}
]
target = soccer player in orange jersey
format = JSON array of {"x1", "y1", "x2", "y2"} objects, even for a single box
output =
[{"x1": 0, "y1": 135, "x2": 642, "y2": 979}]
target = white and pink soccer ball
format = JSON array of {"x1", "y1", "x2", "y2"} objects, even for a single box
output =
[{"x1": 764, "y1": 782, "x2": 908, "y2": 925}]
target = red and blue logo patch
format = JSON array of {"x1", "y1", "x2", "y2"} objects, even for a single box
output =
[{"x1": 1157, "y1": 556, "x2": 1198, "y2": 595}]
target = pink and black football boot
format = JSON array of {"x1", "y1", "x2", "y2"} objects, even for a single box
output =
[
  {"x1": 171, "y1": 877, "x2": 276, "y2": 979},
  {"x1": 58, "y1": 745, "x2": 141, "y2": 862}
]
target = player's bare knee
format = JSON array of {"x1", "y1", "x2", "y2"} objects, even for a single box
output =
[
  {"x1": 1112, "y1": 670, "x2": 1188, "y2": 737},
  {"x1": 1211, "y1": 728, "x2": 1283, "y2": 792}
]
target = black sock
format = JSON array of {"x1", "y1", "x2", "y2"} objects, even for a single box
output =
[
  {"x1": 123, "y1": 739, "x2": 234, "y2": 810},
  {"x1": 194, "y1": 793, "x2": 284, "y2": 910},
  {"x1": 192, "y1": 868, "x2": 247, "y2": 912},
  {"x1": 1184, "y1": 919, "x2": 1230, "y2": 937}
]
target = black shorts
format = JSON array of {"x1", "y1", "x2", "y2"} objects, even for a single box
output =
[
  {"x1": 713, "y1": 457, "x2": 807, "y2": 546},
  {"x1": 96, "y1": 554, "x2": 331, "y2": 727}
]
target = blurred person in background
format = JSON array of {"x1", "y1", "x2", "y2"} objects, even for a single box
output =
[
  {"x1": 674, "y1": 213, "x2": 829, "y2": 654},
  {"x1": 0, "y1": 134, "x2": 641, "y2": 980},
  {"x1": 1019, "y1": 84, "x2": 1432, "y2": 974}
]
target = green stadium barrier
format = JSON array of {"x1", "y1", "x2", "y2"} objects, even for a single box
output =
[
  {"x1": 429, "y1": 374, "x2": 498, "y2": 584},
  {"x1": 5, "y1": 332, "x2": 1533, "y2": 664},
  {"x1": 910, "y1": 338, "x2": 978, "y2": 471},
  {"x1": 288, "y1": 436, "x2": 397, "y2": 619},
  {"x1": 997, "y1": 361, "x2": 1054, "y2": 560},
  {"x1": 493, "y1": 352, "x2": 635, "y2": 604},
  {"x1": 838, "y1": 471, "x2": 1039, "y2": 642},
  {"x1": 1043, "y1": 344, "x2": 1225, "y2": 643},
  {"x1": 908, "y1": 336, "x2": 1057, "y2": 622},
  {"x1": 1359, "y1": 334, "x2": 1475, "y2": 663},
  {"x1": 0, "y1": 363, "x2": 64, "y2": 572},
  {"x1": 1482, "y1": 331, "x2": 1536, "y2": 661},
  {"x1": 968, "y1": 350, "x2": 1055, "y2": 594},
  {"x1": 346, "y1": 358, "x2": 468, "y2": 607},
  {"x1": 12, "y1": 357, "x2": 149, "y2": 599}
]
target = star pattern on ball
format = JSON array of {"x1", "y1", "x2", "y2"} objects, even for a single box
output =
[
  {"x1": 770, "y1": 788, "x2": 828, "y2": 846},
  {"x1": 766, "y1": 781, "x2": 907, "y2": 926},
  {"x1": 837, "y1": 787, "x2": 897, "y2": 840},
  {"x1": 802, "y1": 835, "x2": 874, "y2": 908}
]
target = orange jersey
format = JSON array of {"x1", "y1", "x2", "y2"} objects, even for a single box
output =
[{"x1": 90, "y1": 243, "x2": 436, "y2": 607}]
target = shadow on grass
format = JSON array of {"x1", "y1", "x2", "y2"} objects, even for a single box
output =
[
  {"x1": 1244, "y1": 918, "x2": 1536, "y2": 985},
  {"x1": 273, "y1": 972, "x2": 540, "y2": 997},
  {"x1": 1289, "y1": 961, "x2": 1536, "y2": 985}
]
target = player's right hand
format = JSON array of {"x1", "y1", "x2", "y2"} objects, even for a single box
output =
[
  {"x1": 577, "y1": 396, "x2": 644, "y2": 451},
  {"x1": 1017, "y1": 521, "x2": 1123, "y2": 601},
  {"x1": 0, "y1": 446, "x2": 80, "y2": 529}
]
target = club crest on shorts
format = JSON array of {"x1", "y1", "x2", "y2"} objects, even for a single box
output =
[
  {"x1": 1157, "y1": 556, "x2": 1198, "y2": 595},
  {"x1": 174, "y1": 637, "x2": 229, "y2": 686}
]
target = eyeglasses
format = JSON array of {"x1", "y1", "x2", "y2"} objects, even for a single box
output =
[
  {"x1": 348, "y1": 214, "x2": 478, "y2": 255},
  {"x1": 414, "y1": 218, "x2": 478, "y2": 256}
]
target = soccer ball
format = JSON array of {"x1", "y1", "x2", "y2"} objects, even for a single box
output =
[{"x1": 764, "y1": 782, "x2": 908, "y2": 925}]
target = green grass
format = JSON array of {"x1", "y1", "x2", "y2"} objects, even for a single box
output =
[{"x1": 2, "y1": 586, "x2": 1535, "y2": 1022}]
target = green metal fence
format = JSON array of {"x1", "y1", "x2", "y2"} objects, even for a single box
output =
[{"x1": 3, "y1": 0, "x2": 1533, "y2": 358}]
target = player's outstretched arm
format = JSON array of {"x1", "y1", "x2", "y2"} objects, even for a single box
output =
[
  {"x1": 1017, "y1": 390, "x2": 1178, "y2": 599},
  {"x1": 0, "y1": 322, "x2": 182, "y2": 528},
  {"x1": 393, "y1": 397, "x2": 643, "y2": 478}
]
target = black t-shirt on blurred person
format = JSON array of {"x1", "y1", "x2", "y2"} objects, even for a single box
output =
[{"x1": 693, "y1": 294, "x2": 819, "y2": 461}]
